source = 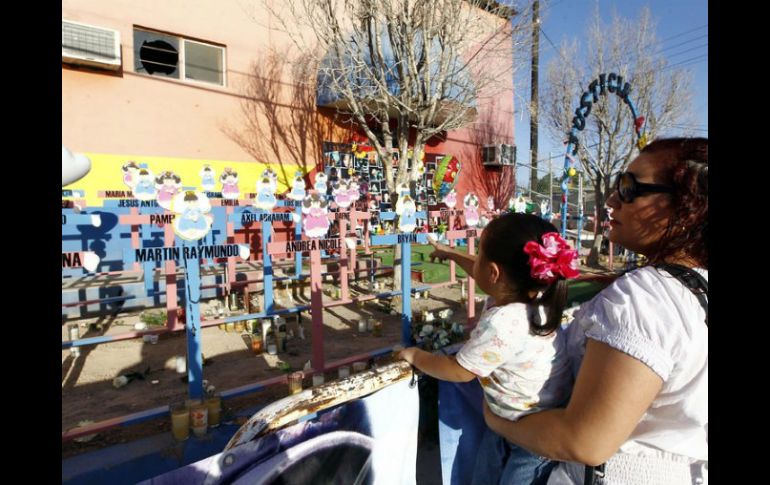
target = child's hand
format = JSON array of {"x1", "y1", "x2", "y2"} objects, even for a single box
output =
[
  {"x1": 427, "y1": 239, "x2": 452, "y2": 262},
  {"x1": 397, "y1": 347, "x2": 419, "y2": 365}
]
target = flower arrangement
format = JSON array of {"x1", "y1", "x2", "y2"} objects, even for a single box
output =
[{"x1": 411, "y1": 309, "x2": 465, "y2": 350}]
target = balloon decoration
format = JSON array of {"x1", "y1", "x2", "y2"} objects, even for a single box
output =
[{"x1": 432, "y1": 155, "x2": 461, "y2": 201}]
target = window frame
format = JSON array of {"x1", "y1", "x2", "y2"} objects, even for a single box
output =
[{"x1": 133, "y1": 27, "x2": 227, "y2": 87}]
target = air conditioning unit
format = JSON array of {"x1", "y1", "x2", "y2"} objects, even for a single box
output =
[
  {"x1": 482, "y1": 144, "x2": 516, "y2": 166},
  {"x1": 62, "y1": 19, "x2": 121, "y2": 71}
]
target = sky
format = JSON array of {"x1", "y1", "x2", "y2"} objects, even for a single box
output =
[{"x1": 506, "y1": 0, "x2": 708, "y2": 187}]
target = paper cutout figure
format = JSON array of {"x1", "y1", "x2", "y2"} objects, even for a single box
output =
[
  {"x1": 254, "y1": 168, "x2": 278, "y2": 211},
  {"x1": 172, "y1": 191, "x2": 213, "y2": 241},
  {"x1": 302, "y1": 191, "x2": 330, "y2": 239},
  {"x1": 288, "y1": 171, "x2": 306, "y2": 201},
  {"x1": 220, "y1": 168, "x2": 240, "y2": 200},
  {"x1": 510, "y1": 195, "x2": 527, "y2": 214},
  {"x1": 333, "y1": 178, "x2": 360, "y2": 209},
  {"x1": 540, "y1": 200, "x2": 552, "y2": 220},
  {"x1": 443, "y1": 189, "x2": 457, "y2": 209},
  {"x1": 155, "y1": 171, "x2": 182, "y2": 210},
  {"x1": 314, "y1": 172, "x2": 328, "y2": 194},
  {"x1": 121, "y1": 161, "x2": 141, "y2": 189},
  {"x1": 133, "y1": 169, "x2": 157, "y2": 201},
  {"x1": 200, "y1": 165, "x2": 217, "y2": 191},
  {"x1": 463, "y1": 193, "x2": 480, "y2": 227},
  {"x1": 396, "y1": 194, "x2": 417, "y2": 233}
]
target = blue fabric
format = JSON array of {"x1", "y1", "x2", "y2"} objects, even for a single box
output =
[
  {"x1": 438, "y1": 380, "x2": 486, "y2": 485},
  {"x1": 471, "y1": 427, "x2": 555, "y2": 485},
  {"x1": 438, "y1": 380, "x2": 554, "y2": 485}
]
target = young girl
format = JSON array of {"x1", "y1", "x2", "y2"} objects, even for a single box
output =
[{"x1": 398, "y1": 213, "x2": 579, "y2": 485}]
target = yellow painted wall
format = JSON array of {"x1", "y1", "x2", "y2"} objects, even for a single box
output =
[{"x1": 64, "y1": 153, "x2": 307, "y2": 207}]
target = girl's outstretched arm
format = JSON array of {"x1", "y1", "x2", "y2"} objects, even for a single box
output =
[
  {"x1": 427, "y1": 239, "x2": 476, "y2": 276},
  {"x1": 397, "y1": 347, "x2": 476, "y2": 382}
]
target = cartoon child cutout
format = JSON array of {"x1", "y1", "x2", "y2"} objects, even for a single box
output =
[
  {"x1": 443, "y1": 188, "x2": 458, "y2": 209},
  {"x1": 463, "y1": 192, "x2": 480, "y2": 227},
  {"x1": 332, "y1": 178, "x2": 359, "y2": 209},
  {"x1": 302, "y1": 191, "x2": 330, "y2": 239},
  {"x1": 133, "y1": 169, "x2": 157, "y2": 201},
  {"x1": 254, "y1": 168, "x2": 278, "y2": 211},
  {"x1": 172, "y1": 191, "x2": 213, "y2": 241},
  {"x1": 200, "y1": 165, "x2": 217, "y2": 192},
  {"x1": 220, "y1": 168, "x2": 240, "y2": 200},
  {"x1": 314, "y1": 172, "x2": 328, "y2": 194},
  {"x1": 514, "y1": 195, "x2": 528, "y2": 213},
  {"x1": 347, "y1": 177, "x2": 360, "y2": 203},
  {"x1": 396, "y1": 194, "x2": 418, "y2": 233},
  {"x1": 288, "y1": 171, "x2": 306, "y2": 201},
  {"x1": 540, "y1": 199, "x2": 551, "y2": 220},
  {"x1": 122, "y1": 161, "x2": 140, "y2": 190},
  {"x1": 155, "y1": 171, "x2": 182, "y2": 210}
]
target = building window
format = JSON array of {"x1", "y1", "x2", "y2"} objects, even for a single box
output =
[{"x1": 133, "y1": 28, "x2": 225, "y2": 86}]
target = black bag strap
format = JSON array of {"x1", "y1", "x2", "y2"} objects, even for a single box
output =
[{"x1": 655, "y1": 263, "x2": 708, "y2": 325}]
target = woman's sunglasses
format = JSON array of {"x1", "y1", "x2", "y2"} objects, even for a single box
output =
[{"x1": 615, "y1": 172, "x2": 674, "y2": 203}]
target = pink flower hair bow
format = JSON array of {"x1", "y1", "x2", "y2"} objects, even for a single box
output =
[{"x1": 523, "y1": 232, "x2": 580, "y2": 283}]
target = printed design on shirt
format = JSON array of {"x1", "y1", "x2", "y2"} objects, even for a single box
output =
[
  {"x1": 482, "y1": 350, "x2": 501, "y2": 364},
  {"x1": 490, "y1": 335, "x2": 506, "y2": 348}
]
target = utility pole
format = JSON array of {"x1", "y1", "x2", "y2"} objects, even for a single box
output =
[{"x1": 529, "y1": 0, "x2": 540, "y2": 194}]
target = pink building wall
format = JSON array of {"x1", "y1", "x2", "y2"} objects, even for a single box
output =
[{"x1": 63, "y1": 0, "x2": 516, "y2": 202}]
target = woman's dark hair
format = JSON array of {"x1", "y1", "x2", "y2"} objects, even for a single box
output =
[
  {"x1": 641, "y1": 137, "x2": 708, "y2": 269},
  {"x1": 481, "y1": 212, "x2": 569, "y2": 336}
]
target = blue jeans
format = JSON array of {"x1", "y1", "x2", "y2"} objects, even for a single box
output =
[{"x1": 470, "y1": 427, "x2": 555, "y2": 485}]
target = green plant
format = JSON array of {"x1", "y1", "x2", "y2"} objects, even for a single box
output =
[{"x1": 140, "y1": 311, "x2": 167, "y2": 327}]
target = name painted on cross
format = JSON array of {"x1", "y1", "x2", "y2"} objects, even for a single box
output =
[
  {"x1": 150, "y1": 214, "x2": 176, "y2": 225},
  {"x1": 133, "y1": 244, "x2": 242, "y2": 262},
  {"x1": 62, "y1": 252, "x2": 82, "y2": 268},
  {"x1": 269, "y1": 238, "x2": 342, "y2": 255},
  {"x1": 117, "y1": 199, "x2": 159, "y2": 208},
  {"x1": 241, "y1": 212, "x2": 293, "y2": 223}
]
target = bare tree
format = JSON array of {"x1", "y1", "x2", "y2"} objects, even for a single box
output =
[
  {"x1": 222, "y1": 49, "x2": 338, "y2": 187},
  {"x1": 245, "y1": 0, "x2": 532, "y2": 197},
  {"x1": 234, "y1": 0, "x2": 532, "y2": 295},
  {"x1": 542, "y1": 5, "x2": 696, "y2": 267}
]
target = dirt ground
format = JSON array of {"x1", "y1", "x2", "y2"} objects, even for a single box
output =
[{"x1": 61, "y1": 277, "x2": 483, "y2": 458}]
